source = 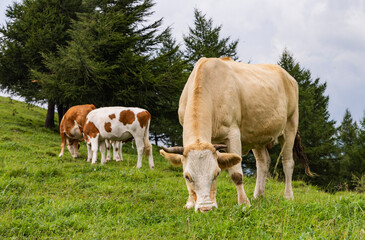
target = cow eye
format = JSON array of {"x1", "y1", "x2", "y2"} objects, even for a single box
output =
[
  {"x1": 184, "y1": 174, "x2": 193, "y2": 183},
  {"x1": 214, "y1": 170, "x2": 221, "y2": 180}
]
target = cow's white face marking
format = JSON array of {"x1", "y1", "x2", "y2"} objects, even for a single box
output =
[{"x1": 183, "y1": 150, "x2": 221, "y2": 212}]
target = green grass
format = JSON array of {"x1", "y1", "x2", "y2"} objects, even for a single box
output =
[{"x1": 0, "y1": 96, "x2": 364, "y2": 239}]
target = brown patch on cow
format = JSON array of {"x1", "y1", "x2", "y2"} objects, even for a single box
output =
[
  {"x1": 83, "y1": 120, "x2": 99, "y2": 139},
  {"x1": 137, "y1": 111, "x2": 151, "y2": 128},
  {"x1": 109, "y1": 114, "x2": 116, "y2": 120},
  {"x1": 230, "y1": 172, "x2": 243, "y2": 185},
  {"x1": 220, "y1": 57, "x2": 232, "y2": 61},
  {"x1": 104, "y1": 122, "x2": 112, "y2": 132},
  {"x1": 119, "y1": 110, "x2": 135, "y2": 125}
]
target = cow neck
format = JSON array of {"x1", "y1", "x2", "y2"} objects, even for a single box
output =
[{"x1": 183, "y1": 59, "x2": 213, "y2": 146}]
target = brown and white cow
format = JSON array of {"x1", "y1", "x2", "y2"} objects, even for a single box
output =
[
  {"x1": 83, "y1": 107, "x2": 154, "y2": 168},
  {"x1": 59, "y1": 104, "x2": 96, "y2": 158},
  {"x1": 160, "y1": 57, "x2": 312, "y2": 212}
]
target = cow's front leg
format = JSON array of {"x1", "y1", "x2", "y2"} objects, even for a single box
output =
[
  {"x1": 228, "y1": 164, "x2": 250, "y2": 206},
  {"x1": 227, "y1": 129, "x2": 250, "y2": 206}
]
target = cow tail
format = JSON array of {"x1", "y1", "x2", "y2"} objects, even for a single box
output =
[
  {"x1": 293, "y1": 130, "x2": 315, "y2": 177},
  {"x1": 143, "y1": 119, "x2": 152, "y2": 157}
]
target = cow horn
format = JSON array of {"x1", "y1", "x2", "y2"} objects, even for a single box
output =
[
  {"x1": 213, "y1": 144, "x2": 228, "y2": 151},
  {"x1": 161, "y1": 146, "x2": 184, "y2": 155}
]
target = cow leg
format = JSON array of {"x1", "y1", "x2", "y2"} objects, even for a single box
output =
[
  {"x1": 134, "y1": 137, "x2": 144, "y2": 168},
  {"x1": 90, "y1": 137, "x2": 99, "y2": 164},
  {"x1": 72, "y1": 140, "x2": 79, "y2": 158},
  {"x1": 118, "y1": 142, "x2": 123, "y2": 161},
  {"x1": 228, "y1": 164, "x2": 250, "y2": 206},
  {"x1": 106, "y1": 140, "x2": 111, "y2": 161},
  {"x1": 227, "y1": 129, "x2": 250, "y2": 206},
  {"x1": 113, "y1": 141, "x2": 122, "y2": 162},
  {"x1": 86, "y1": 142, "x2": 92, "y2": 162},
  {"x1": 66, "y1": 138, "x2": 73, "y2": 156},
  {"x1": 145, "y1": 140, "x2": 154, "y2": 169},
  {"x1": 252, "y1": 147, "x2": 271, "y2": 199},
  {"x1": 99, "y1": 140, "x2": 107, "y2": 164},
  {"x1": 281, "y1": 111, "x2": 298, "y2": 200}
]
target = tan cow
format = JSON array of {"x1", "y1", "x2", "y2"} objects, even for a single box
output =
[
  {"x1": 59, "y1": 104, "x2": 96, "y2": 158},
  {"x1": 160, "y1": 57, "x2": 311, "y2": 212}
]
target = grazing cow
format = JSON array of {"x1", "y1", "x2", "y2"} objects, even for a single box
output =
[
  {"x1": 59, "y1": 104, "x2": 96, "y2": 158},
  {"x1": 83, "y1": 107, "x2": 154, "y2": 168},
  {"x1": 160, "y1": 57, "x2": 312, "y2": 212}
]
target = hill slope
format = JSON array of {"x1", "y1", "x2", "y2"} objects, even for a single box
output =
[{"x1": 0, "y1": 96, "x2": 364, "y2": 239}]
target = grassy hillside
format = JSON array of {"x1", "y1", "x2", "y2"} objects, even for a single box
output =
[{"x1": 0, "y1": 96, "x2": 364, "y2": 239}]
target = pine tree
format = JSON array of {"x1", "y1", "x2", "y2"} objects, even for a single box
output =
[
  {"x1": 148, "y1": 27, "x2": 188, "y2": 145},
  {"x1": 183, "y1": 8, "x2": 239, "y2": 69},
  {"x1": 33, "y1": 0, "x2": 187, "y2": 145},
  {"x1": 0, "y1": 0, "x2": 82, "y2": 128},
  {"x1": 337, "y1": 109, "x2": 364, "y2": 189},
  {"x1": 33, "y1": 0, "x2": 162, "y2": 107},
  {"x1": 277, "y1": 49, "x2": 339, "y2": 189}
]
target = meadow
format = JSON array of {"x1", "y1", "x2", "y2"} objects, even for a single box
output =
[{"x1": 0, "y1": 96, "x2": 364, "y2": 239}]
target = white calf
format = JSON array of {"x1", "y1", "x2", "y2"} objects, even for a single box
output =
[{"x1": 83, "y1": 107, "x2": 154, "y2": 168}]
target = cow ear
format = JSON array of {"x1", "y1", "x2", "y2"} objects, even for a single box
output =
[
  {"x1": 217, "y1": 152, "x2": 242, "y2": 169},
  {"x1": 160, "y1": 149, "x2": 183, "y2": 166}
]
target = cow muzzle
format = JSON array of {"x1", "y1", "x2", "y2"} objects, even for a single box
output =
[{"x1": 195, "y1": 199, "x2": 216, "y2": 213}]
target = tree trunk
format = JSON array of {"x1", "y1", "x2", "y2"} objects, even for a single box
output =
[
  {"x1": 45, "y1": 100, "x2": 55, "y2": 129},
  {"x1": 57, "y1": 104, "x2": 67, "y2": 126}
]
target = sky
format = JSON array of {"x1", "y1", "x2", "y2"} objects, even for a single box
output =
[{"x1": 1, "y1": 0, "x2": 365, "y2": 124}]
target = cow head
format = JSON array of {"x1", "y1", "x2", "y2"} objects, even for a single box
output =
[
  {"x1": 67, "y1": 139, "x2": 82, "y2": 158},
  {"x1": 160, "y1": 143, "x2": 241, "y2": 212}
]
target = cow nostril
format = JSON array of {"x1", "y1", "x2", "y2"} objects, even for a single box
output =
[{"x1": 199, "y1": 206, "x2": 213, "y2": 213}]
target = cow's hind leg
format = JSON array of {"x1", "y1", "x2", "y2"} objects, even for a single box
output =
[
  {"x1": 281, "y1": 110, "x2": 298, "y2": 200},
  {"x1": 99, "y1": 140, "x2": 107, "y2": 164},
  {"x1": 227, "y1": 128, "x2": 250, "y2": 206},
  {"x1": 86, "y1": 142, "x2": 92, "y2": 162},
  {"x1": 252, "y1": 147, "x2": 271, "y2": 199},
  {"x1": 134, "y1": 136, "x2": 144, "y2": 168},
  {"x1": 90, "y1": 137, "x2": 99, "y2": 164}
]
